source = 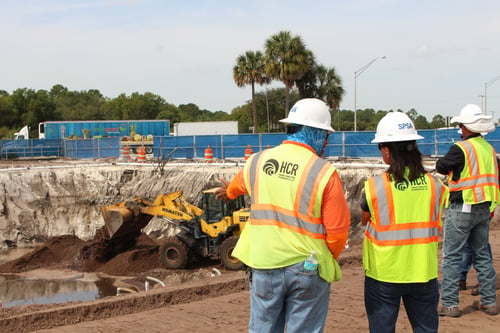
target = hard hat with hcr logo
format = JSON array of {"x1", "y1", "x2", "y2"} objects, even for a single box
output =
[
  {"x1": 372, "y1": 111, "x2": 424, "y2": 143},
  {"x1": 279, "y1": 98, "x2": 335, "y2": 132}
]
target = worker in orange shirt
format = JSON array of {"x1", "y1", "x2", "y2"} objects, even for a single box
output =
[{"x1": 216, "y1": 98, "x2": 350, "y2": 333}]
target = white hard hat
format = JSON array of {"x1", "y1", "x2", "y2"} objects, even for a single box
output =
[
  {"x1": 451, "y1": 104, "x2": 492, "y2": 124},
  {"x1": 451, "y1": 104, "x2": 495, "y2": 133},
  {"x1": 279, "y1": 98, "x2": 335, "y2": 132},
  {"x1": 372, "y1": 112, "x2": 424, "y2": 143}
]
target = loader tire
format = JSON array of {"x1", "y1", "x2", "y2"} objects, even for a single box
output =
[
  {"x1": 219, "y1": 236, "x2": 244, "y2": 271},
  {"x1": 160, "y1": 237, "x2": 189, "y2": 269}
]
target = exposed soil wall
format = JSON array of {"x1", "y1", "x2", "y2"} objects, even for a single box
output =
[{"x1": 0, "y1": 159, "x2": 387, "y2": 247}]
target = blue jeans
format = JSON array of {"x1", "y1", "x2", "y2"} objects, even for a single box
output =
[
  {"x1": 441, "y1": 202, "x2": 497, "y2": 307},
  {"x1": 248, "y1": 262, "x2": 330, "y2": 333},
  {"x1": 460, "y1": 241, "x2": 493, "y2": 281},
  {"x1": 364, "y1": 276, "x2": 439, "y2": 333}
]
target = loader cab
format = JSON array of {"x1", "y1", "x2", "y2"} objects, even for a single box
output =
[{"x1": 201, "y1": 188, "x2": 246, "y2": 223}]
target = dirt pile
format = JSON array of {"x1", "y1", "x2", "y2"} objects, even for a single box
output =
[{"x1": 0, "y1": 228, "x2": 161, "y2": 277}]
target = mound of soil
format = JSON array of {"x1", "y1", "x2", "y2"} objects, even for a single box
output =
[{"x1": 0, "y1": 227, "x2": 161, "y2": 276}]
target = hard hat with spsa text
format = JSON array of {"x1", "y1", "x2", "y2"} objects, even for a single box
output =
[{"x1": 372, "y1": 111, "x2": 424, "y2": 143}]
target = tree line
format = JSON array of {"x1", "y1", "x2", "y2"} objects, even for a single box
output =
[
  {"x1": 0, "y1": 84, "x2": 449, "y2": 140},
  {"x1": 232, "y1": 30, "x2": 449, "y2": 133},
  {"x1": 0, "y1": 30, "x2": 451, "y2": 139}
]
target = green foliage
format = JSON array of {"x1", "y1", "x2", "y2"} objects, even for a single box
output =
[
  {"x1": 430, "y1": 114, "x2": 446, "y2": 128},
  {"x1": 264, "y1": 30, "x2": 310, "y2": 116},
  {"x1": 0, "y1": 82, "x2": 440, "y2": 139},
  {"x1": 0, "y1": 126, "x2": 14, "y2": 139},
  {"x1": 233, "y1": 50, "x2": 269, "y2": 133},
  {"x1": 414, "y1": 115, "x2": 431, "y2": 129}
]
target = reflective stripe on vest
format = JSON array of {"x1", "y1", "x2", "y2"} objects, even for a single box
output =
[
  {"x1": 365, "y1": 173, "x2": 444, "y2": 246},
  {"x1": 245, "y1": 150, "x2": 332, "y2": 239},
  {"x1": 448, "y1": 138, "x2": 499, "y2": 204}
]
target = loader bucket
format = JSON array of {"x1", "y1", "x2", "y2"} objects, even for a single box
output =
[{"x1": 101, "y1": 206, "x2": 153, "y2": 242}]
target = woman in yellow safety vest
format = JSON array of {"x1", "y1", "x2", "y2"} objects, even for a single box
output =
[{"x1": 361, "y1": 112, "x2": 449, "y2": 333}]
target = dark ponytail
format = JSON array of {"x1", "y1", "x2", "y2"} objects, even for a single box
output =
[{"x1": 386, "y1": 141, "x2": 426, "y2": 182}]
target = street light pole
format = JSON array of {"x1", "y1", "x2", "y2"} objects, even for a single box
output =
[
  {"x1": 265, "y1": 89, "x2": 270, "y2": 133},
  {"x1": 484, "y1": 75, "x2": 500, "y2": 114},
  {"x1": 354, "y1": 56, "x2": 386, "y2": 131}
]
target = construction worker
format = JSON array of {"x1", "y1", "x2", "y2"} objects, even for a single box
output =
[
  {"x1": 215, "y1": 98, "x2": 351, "y2": 333},
  {"x1": 361, "y1": 112, "x2": 449, "y2": 333},
  {"x1": 437, "y1": 104, "x2": 499, "y2": 317}
]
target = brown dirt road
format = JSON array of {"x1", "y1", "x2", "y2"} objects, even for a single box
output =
[{"x1": 0, "y1": 223, "x2": 498, "y2": 333}]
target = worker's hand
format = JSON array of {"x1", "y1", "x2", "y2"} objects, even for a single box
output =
[
  {"x1": 215, "y1": 179, "x2": 230, "y2": 203},
  {"x1": 361, "y1": 210, "x2": 371, "y2": 226}
]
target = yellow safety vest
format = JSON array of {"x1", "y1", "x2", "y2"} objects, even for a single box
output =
[
  {"x1": 363, "y1": 171, "x2": 448, "y2": 283},
  {"x1": 448, "y1": 137, "x2": 499, "y2": 211},
  {"x1": 232, "y1": 142, "x2": 342, "y2": 282}
]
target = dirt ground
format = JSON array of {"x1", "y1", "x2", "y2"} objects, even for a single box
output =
[
  {"x1": 0, "y1": 222, "x2": 499, "y2": 332},
  {"x1": 0, "y1": 158, "x2": 499, "y2": 332}
]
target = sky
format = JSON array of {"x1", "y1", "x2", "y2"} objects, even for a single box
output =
[{"x1": 1, "y1": 0, "x2": 500, "y2": 122}]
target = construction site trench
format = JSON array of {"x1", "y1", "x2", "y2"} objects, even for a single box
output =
[{"x1": 0, "y1": 158, "x2": 408, "y2": 331}]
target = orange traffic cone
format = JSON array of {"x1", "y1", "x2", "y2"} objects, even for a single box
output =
[{"x1": 244, "y1": 145, "x2": 253, "y2": 160}]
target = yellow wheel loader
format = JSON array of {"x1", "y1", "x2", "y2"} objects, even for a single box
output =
[{"x1": 101, "y1": 189, "x2": 249, "y2": 270}]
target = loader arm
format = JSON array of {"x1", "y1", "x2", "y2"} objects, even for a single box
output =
[{"x1": 101, "y1": 191, "x2": 205, "y2": 243}]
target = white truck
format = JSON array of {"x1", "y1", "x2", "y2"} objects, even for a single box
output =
[
  {"x1": 172, "y1": 121, "x2": 238, "y2": 136},
  {"x1": 13, "y1": 125, "x2": 30, "y2": 140}
]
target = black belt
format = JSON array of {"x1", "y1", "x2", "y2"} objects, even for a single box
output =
[{"x1": 450, "y1": 201, "x2": 491, "y2": 207}]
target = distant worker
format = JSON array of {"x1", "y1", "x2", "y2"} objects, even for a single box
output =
[
  {"x1": 361, "y1": 112, "x2": 449, "y2": 332},
  {"x1": 215, "y1": 98, "x2": 351, "y2": 333},
  {"x1": 437, "y1": 104, "x2": 499, "y2": 317}
]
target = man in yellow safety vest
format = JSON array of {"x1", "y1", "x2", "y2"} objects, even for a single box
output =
[
  {"x1": 215, "y1": 98, "x2": 351, "y2": 333},
  {"x1": 437, "y1": 104, "x2": 499, "y2": 317}
]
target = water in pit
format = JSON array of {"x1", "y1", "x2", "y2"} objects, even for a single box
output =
[
  {"x1": 0, "y1": 248, "x2": 117, "y2": 308},
  {"x1": 0, "y1": 273, "x2": 117, "y2": 308}
]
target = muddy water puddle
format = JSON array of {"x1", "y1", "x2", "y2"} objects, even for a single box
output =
[
  {"x1": 0, "y1": 272, "x2": 117, "y2": 308},
  {"x1": 0, "y1": 248, "x2": 117, "y2": 308}
]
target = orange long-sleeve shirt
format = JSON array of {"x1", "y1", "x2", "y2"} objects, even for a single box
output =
[{"x1": 226, "y1": 159, "x2": 351, "y2": 259}]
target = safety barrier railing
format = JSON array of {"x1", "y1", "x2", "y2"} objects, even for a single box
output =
[{"x1": 2, "y1": 128, "x2": 499, "y2": 160}]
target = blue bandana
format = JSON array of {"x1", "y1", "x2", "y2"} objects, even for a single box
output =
[{"x1": 287, "y1": 126, "x2": 328, "y2": 155}]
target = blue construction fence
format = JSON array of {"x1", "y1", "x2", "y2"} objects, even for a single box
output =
[
  {"x1": 2, "y1": 127, "x2": 500, "y2": 160},
  {"x1": 154, "y1": 128, "x2": 500, "y2": 160},
  {"x1": 0, "y1": 138, "x2": 120, "y2": 159}
]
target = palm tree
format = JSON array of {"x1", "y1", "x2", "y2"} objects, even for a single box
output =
[
  {"x1": 264, "y1": 31, "x2": 309, "y2": 117},
  {"x1": 316, "y1": 65, "x2": 344, "y2": 110},
  {"x1": 233, "y1": 51, "x2": 269, "y2": 134}
]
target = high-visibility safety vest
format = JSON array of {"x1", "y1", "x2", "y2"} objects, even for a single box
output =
[
  {"x1": 363, "y1": 171, "x2": 449, "y2": 283},
  {"x1": 448, "y1": 137, "x2": 499, "y2": 211},
  {"x1": 232, "y1": 142, "x2": 342, "y2": 283}
]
